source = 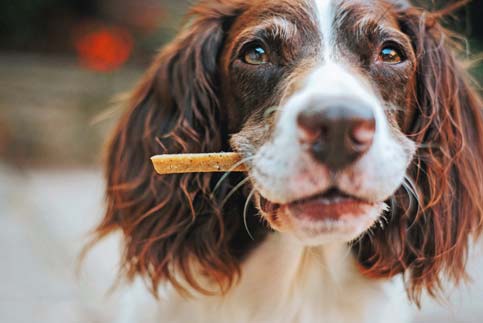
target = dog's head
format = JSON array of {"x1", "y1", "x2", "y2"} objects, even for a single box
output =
[{"x1": 94, "y1": 0, "x2": 483, "y2": 301}]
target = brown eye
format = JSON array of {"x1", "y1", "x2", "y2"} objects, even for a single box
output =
[
  {"x1": 379, "y1": 46, "x2": 404, "y2": 64},
  {"x1": 242, "y1": 45, "x2": 269, "y2": 65}
]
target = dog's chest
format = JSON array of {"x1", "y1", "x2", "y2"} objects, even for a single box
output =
[{"x1": 147, "y1": 234, "x2": 411, "y2": 323}]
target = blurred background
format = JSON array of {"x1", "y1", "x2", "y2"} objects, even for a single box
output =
[{"x1": 0, "y1": 1, "x2": 482, "y2": 322}]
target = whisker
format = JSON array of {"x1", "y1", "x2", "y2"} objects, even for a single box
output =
[
  {"x1": 403, "y1": 176, "x2": 420, "y2": 205},
  {"x1": 212, "y1": 155, "x2": 255, "y2": 196},
  {"x1": 401, "y1": 176, "x2": 425, "y2": 228},
  {"x1": 401, "y1": 180, "x2": 416, "y2": 212},
  {"x1": 384, "y1": 106, "x2": 405, "y2": 112},
  {"x1": 220, "y1": 177, "x2": 251, "y2": 208},
  {"x1": 411, "y1": 158, "x2": 429, "y2": 178},
  {"x1": 375, "y1": 5, "x2": 392, "y2": 25},
  {"x1": 243, "y1": 189, "x2": 256, "y2": 241},
  {"x1": 366, "y1": 225, "x2": 376, "y2": 239},
  {"x1": 380, "y1": 212, "x2": 390, "y2": 225},
  {"x1": 350, "y1": 230, "x2": 367, "y2": 249},
  {"x1": 415, "y1": 143, "x2": 441, "y2": 150},
  {"x1": 390, "y1": 196, "x2": 397, "y2": 219}
]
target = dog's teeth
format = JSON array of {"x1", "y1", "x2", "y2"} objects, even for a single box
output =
[{"x1": 320, "y1": 198, "x2": 331, "y2": 205}]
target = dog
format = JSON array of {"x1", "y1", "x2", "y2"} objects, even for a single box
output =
[{"x1": 92, "y1": 0, "x2": 483, "y2": 322}]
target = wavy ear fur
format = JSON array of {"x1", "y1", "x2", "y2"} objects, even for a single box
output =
[
  {"x1": 93, "y1": 1, "x2": 265, "y2": 296},
  {"x1": 93, "y1": 0, "x2": 483, "y2": 303},
  {"x1": 354, "y1": 6, "x2": 483, "y2": 303}
]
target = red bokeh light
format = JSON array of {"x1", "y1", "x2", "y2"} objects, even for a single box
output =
[{"x1": 75, "y1": 27, "x2": 133, "y2": 72}]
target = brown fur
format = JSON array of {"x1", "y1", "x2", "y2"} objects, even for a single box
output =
[
  {"x1": 354, "y1": 5, "x2": 483, "y2": 303},
  {"x1": 90, "y1": 0, "x2": 483, "y2": 304}
]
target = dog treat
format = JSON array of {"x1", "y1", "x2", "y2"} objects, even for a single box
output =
[{"x1": 151, "y1": 153, "x2": 247, "y2": 174}]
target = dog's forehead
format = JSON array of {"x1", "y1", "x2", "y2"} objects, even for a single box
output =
[
  {"x1": 235, "y1": 0, "x2": 401, "y2": 38},
  {"x1": 314, "y1": 0, "x2": 402, "y2": 29}
]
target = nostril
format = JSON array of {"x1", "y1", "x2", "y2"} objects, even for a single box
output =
[
  {"x1": 299, "y1": 126, "x2": 321, "y2": 144},
  {"x1": 296, "y1": 99, "x2": 376, "y2": 170},
  {"x1": 297, "y1": 111, "x2": 326, "y2": 143},
  {"x1": 348, "y1": 120, "x2": 376, "y2": 152}
]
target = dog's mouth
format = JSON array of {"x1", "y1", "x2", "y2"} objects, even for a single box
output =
[{"x1": 259, "y1": 188, "x2": 374, "y2": 221}]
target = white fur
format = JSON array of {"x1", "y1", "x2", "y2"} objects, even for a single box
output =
[
  {"x1": 113, "y1": 1, "x2": 416, "y2": 321},
  {"x1": 252, "y1": 62, "x2": 414, "y2": 205},
  {"x1": 251, "y1": 2, "x2": 416, "y2": 245},
  {"x1": 115, "y1": 234, "x2": 412, "y2": 323},
  {"x1": 315, "y1": 0, "x2": 335, "y2": 61}
]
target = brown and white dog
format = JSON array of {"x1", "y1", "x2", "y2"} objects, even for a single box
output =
[{"x1": 92, "y1": 0, "x2": 483, "y2": 322}]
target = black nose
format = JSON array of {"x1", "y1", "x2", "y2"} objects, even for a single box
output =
[{"x1": 296, "y1": 100, "x2": 376, "y2": 171}]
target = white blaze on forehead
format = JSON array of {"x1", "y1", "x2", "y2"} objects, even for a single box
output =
[{"x1": 314, "y1": 0, "x2": 335, "y2": 61}]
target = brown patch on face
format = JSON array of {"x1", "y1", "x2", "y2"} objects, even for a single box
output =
[
  {"x1": 226, "y1": 0, "x2": 420, "y2": 159},
  {"x1": 332, "y1": 1, "x2": 416, "y2": 123},
  {"x1": 219, "y1": 0, "x2": 321, "y2": 136}
]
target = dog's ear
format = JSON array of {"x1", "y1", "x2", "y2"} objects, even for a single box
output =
[
  {"x1": 355, "y1": 6, "x2": 483, "y2": 303},
  {"x1": 92, "y1": 1, "x2": 254, "y2": 296}
]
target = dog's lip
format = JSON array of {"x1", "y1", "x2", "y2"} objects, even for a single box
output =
[
  {"x1": 291, "y1": 188, "x2": 363, "y2": 205},
  {"x1": 259, "y1": 194, "x2": 282, "y2": 213},
  {"x1": 259, "y1": 188, "x2": 372, "y2": 218}
]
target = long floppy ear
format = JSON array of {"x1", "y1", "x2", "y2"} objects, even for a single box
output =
[
  {"x1": 355, "y1": 6, "x2": 483, "y2": 303},
  {"x1": 91, "y1": 1, "x2": 261, "y2": 296}
]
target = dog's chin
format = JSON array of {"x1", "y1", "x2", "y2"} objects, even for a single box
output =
[{"x1": 259, "y1": 189, "x2": 387, "y2": 246}]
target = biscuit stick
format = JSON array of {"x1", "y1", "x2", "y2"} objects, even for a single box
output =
[{"x1": 151, "y1": 153, "x2": 247, "y2": 175}]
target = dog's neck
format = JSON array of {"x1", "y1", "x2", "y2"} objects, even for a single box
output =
[{"x1": 127, "y1": 233, "x2": 412, "y2": 323}]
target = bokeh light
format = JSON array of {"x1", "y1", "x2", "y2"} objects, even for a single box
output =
[{"x1": 75, "y1": 26, "x2": 133, "y2": 72}]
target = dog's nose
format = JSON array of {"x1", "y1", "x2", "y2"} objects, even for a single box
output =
[{"x1": 297, "y1": 102, "x2": 376, "y2": 170}]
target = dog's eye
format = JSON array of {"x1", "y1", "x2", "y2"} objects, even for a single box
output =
[
  {"x1": 242, "y1": 44, "x2": 269, "y2": 65},
  {"x1": 379, "y1": 46, "x2": 404, "y2": 64}
]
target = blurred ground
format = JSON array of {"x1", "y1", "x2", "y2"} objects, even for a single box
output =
[
  {"x1": 1, "y1": 166, "x2": 482, "y2": 323},
  {"x1": 0, "y1": 53, "x2": 135, "y2": 323}
]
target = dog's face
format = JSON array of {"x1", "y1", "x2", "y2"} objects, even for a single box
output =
[
  {"x1": 221, "y1": 0, "x2": 416, "y2": 244},
  {"x1": 96, "y1": 0, "x2": 483, "y2": 301}
]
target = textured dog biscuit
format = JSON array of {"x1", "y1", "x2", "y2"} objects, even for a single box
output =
[{"x1": 151, "y1": 153, "x2": 247, "y2": 174}]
